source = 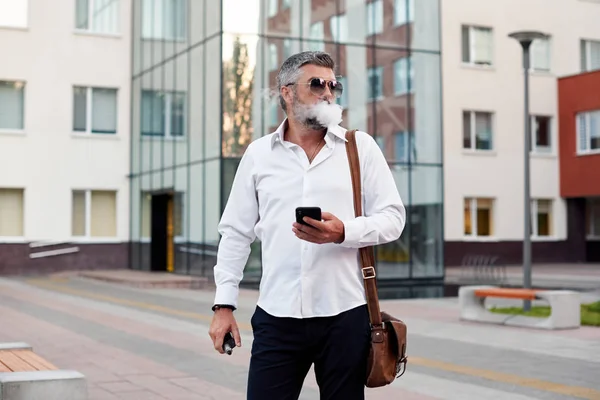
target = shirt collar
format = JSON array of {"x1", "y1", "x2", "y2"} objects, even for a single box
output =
[{"x1": 270, "y1": 118, "x2": 348, "y2": 149}]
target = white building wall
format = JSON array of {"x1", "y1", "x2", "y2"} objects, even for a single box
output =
[
  {"x1": 441, "y1": 0, "x2": 600, "y2": 242},
  {"x1": 0, "y1": 0, "x2": 131, "y2": 243}
]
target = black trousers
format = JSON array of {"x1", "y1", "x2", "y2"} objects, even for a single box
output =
[{"x1": 247, "y1": 304, "x2": 371, "y2": 400}]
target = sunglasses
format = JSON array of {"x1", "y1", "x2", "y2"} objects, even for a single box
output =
[{"x1": 288, "y1": 78, "x2": 344, "y2": 98}]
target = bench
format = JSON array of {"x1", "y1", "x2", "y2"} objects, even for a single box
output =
[
  {"x1": 459, "y1": 285, "x2": 581, "y2": 330},
  {"x1": 0, "y1": 342, "x2": 87, "y2": 400}
]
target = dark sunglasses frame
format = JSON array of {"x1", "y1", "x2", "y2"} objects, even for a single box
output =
[{"x1": 286, "y1": 77, "x2": 344, "y2": 98}]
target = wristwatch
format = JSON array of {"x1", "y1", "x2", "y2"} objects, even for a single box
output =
[{"x1": 212, "y1": 304, "x2": 236, "y2": 312}]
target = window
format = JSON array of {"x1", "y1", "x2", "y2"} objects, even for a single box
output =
[
  {"x1": 530, "y1": 38, "x2": 551, "y2": 72},
  {"x1": 368, "y1": 67, "x2": 383, "y2": 100},
  {"x1": 283, "y1": 39, "x2": 292, "y2": 60},
  {"x1": 75, "y1": 0, "x2": 119, "y2": 34},
  {"x1": 531, "y1": 115, "x2": 552, "y2": 153},
  {"x1": 268, "y1": 0, "x2": 277, "y2": 17},
  {"x1": 73, "y1": 87, "x2": 118, "y2": 134},
  {"x1": 367, "y1": 0, "x2": 383, "y2": 36},
  {"x1": 330, "y1": 14, "x2": 347, "y2": 42},
  {"x1": 269, "y1": 43, "x2": 278, "y2": 71},
  {"x1": 140, "y1": 191, "x2": 183, "y2": 238},
  {"x1": 586, "y1": 198, "x2": 600, "y2": 238},
  {"x1": 463, "y1": 111, "x2": 493, "y2": 151},
  {"x1": 0, "y1": 81, "x2": 25, "y2": 131},
  {"x1": 309, "y1": 22, "x2": 324, "y2": 51},
  {"x1": 576, "y1": 110, "x2": 600, "y2": 154},
  {"x1": 531, "y1": 199, "x2": 552, "y2": 237},
  {"x1": 282, "y1": 0, "x2": 290, "y2": 9},
  {"x1": 336, "y1": 76, "x2": 348, "y2": 109},
  {"x1": 0, "y1": 188, "x2": 24, "y2": 237},
  {"x1": 394, "y1": 0, "x2": 414, "y2": 26},
  {"x1": 141, "y1": 90, "x2": 186, "y2": 137},
  {"x1": 0, "y1": 0, "x2": 27, "y2": 28},
  {"x1": 581, "y1": 39, "x2": 600, "y2": 72},
  {"x1": 72, "y1": 190, "x2": 117, "y2": 238},
  {"x1": 464, "y1": 198, "x2": 493, "y2": 237},
  {"x1": 394, "y1": 131, "x2": 415, "y2": 162},
  {"x1": 141, "y1": 0, "x2": 186, "y2": 40},
  {"x1": 462, "y1": 26, "x2": 493, "y2": 66},
  {"x1": 394, "y1": 57, "x2": 413, "y2": 95},
  {"x1": 270, "y1": 100, "x2": 279, "y2": 126}
]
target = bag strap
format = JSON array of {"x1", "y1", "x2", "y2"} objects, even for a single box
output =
[{"x1": 345, "y1": 130, "x2": 383, "y2": 327}]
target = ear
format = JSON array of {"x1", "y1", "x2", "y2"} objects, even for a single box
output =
[{"x1": 281, "y1": 85, "x2": 294, "y2": 106}]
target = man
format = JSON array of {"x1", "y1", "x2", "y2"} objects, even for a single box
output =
[{"x1": 209, "y1": 51, "x2": 406, "y2": 399}]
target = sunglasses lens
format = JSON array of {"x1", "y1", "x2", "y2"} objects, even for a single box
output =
[
  {"x1": 310, "y1": 78, "x2": 327, "y2": 94},
  {"x1": 330, "y1": 81, "x2": 343, "y2": 97}
]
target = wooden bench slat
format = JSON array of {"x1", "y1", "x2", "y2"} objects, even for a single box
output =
[
  {"x1": 474, "y1": 288, "x2": 541, "y2": 300},
  {"x1": 0, "y1": 350, "x2": 38, "y2": 372},
  {"x1": 0, "y1": 359, "x2": 11, "y2": 372},
  {"x1": 13, "y1": 349, "x2": 58, "y2": 371}
]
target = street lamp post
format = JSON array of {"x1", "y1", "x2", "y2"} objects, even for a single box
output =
[{"x1": 508, "y1": 30, "x2": 549, "y2": 311}]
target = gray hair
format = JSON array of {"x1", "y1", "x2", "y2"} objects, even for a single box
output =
[{"x1": 276, "y1": 51, "x2": 336, "y2": 113}]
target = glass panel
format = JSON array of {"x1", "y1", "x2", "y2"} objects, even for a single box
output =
[
  {"x1": 205, "y1": 36, "x2": 223, "y2": 159},
  {"x1": 532, "y1": 38, "x2": 551, "y2": 72},
  {"x1": 73, "y1": 87, "x2": 88, "y2": 132},
  {"x1": 189, "y1": 44, "x2": 206, "y2": 163},
  {"x1": 0, "y1": 189, "x2": 24, "y2": 237},
  {"x1": 376, "y1": 164, "x2": 410, "y2": 279},
  {"x1": 410, "y1": 166, "x2": 443, "y2": 278},
  {"x1": 173, "y1": 166, "x2": 189, "y2": 274},
  {"x1": 91, "y1": 0, "x2": 119, "y2": 34},
  {"x1": 203, "y1": 160, "x2": 222, "y2": 276},
  {"x1": 72, "y1": 190, "x2": 87, "y2": 236},
  {"x1": 374, "y1": 0, "x2": 411, "y2": 48},
  {"x1": 223, "y1": 0, "x2": 260, "y2": 35},
  {"x1": 222, "y1": 33, "x2": 259, "y2": 157},
  {"x1": 464, "y1": 198, "x2": 472, "y2": 235},
  {"x1": 141, "y1": 0, "x2": 186, "y2": 40},
  {"x1": 534, "y1": 115, "x2": 551, "y2": 152},
  {"x1": 76, "y1": 0, "x2": 89, "y2": 30},
  {"x1": 462, "y1": 111, "x2": 471, "y2": 149},
  {"x1": 338, "y1": 0, "x2": 369, "y2": 46},
  {"x1": 91, "y1": 88, "x2": 118, "y2": 134},
  {"x1": 90, "y1": 190, "x2": 117, "y2": 237},
  {"x1": 0, "y1": 81, "x2": 25, "y2": 130},
  {"x1": 412, "y1": 52, "x2": 442, "y2": 163},
  {"x1": 476, "y1": 198, "x2": 493, "y2": 236},
  {"x1": 409, "y1": 0, "x2": 440, "y2": 52},
  {"x1": 536, "y1": 199, "x2": 551, "y2": 236},
  {"x1": 188, "y1": 163, "x2": 208, "y2": 276},
  {"x1": 475, "y1": 112, "x2": 492, "y2": 150}
]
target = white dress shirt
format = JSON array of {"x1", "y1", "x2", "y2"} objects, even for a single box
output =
[{"x1": 213, "y1": 120, "x2": 406, "y2": 318}]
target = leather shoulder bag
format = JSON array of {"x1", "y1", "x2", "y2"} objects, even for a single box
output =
[{"x1": 344, "y1": 129, "x2": 408, "y2": 388}]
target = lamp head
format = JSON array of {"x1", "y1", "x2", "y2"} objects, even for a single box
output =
[{"x1": 508, "y1": 30, "x2": 549, "y2": 47}]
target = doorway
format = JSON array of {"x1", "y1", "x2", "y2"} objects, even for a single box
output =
[{"x1": 150, "y1": 192, "x2": 175, "y2": 272}]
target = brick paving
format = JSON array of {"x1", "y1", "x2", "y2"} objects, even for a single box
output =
[{"x1": 0, "y1": 274, "x2": 599, "y2": 399}]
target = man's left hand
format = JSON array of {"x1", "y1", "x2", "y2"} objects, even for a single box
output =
[{"x1": 292, "y1": 212, "x2": 345, "y2": 244}]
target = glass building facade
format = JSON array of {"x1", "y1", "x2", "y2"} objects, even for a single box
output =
[{"x1": 130, "y1": 0, "x2": 443, "y2": 296}]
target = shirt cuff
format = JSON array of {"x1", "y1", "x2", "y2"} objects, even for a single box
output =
[
  {"x1": 339, "y1": 218, "x2": 362, "y2": 248},
  {"x1": 213, "y1": 284, "x2": 239, "y2": 309}
]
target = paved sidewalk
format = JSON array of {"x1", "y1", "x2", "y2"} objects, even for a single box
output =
[{"x1": 0, "y1": 275, "x2": 599, "y2": 399}]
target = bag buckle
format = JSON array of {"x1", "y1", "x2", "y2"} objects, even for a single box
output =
[{"x1": 362, "y1": 266, "x2": 376, "y2": 279}]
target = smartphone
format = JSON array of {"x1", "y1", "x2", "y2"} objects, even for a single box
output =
[
  {"x1": 222, "y1": 332, "x2": 236, "y2": 355},
  {"x1": 296, "y1": 207, "x2": 322, "y2": 226}
]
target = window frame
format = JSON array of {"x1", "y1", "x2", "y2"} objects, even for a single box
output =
[
  {"x1": 73, "y1": 86, "x2": 119, "y2": 135},
  {"x1": 530, "y1": 37, "x2": 551, "y2": 72},
  {"x1": 367, "y1": 66, "x2": 384, "y2": 101},
  {"x1": 464, "y1": 197, "x2": 495, "y2": 239},
  {"x1": 530, "y1": 115, "x2": 553, "y2": 154},
  {"x1": 462, "y1": 110, "x2": 494, "y2": 152},
  {"x1": 461, "y1": 25, "x2": 494, "y2": 66},
  {"x1": 74, "y1": 0, "x2": 120, "y2": 36},
  {"x1": 530, "y1": 199, "x2": 553, "y2": 238},
  {"x1": 140, "y1": 89, "x2": 187, "y2": 139},
  {"x1": 576, "y1": 110, "x2": 600, "y2": 155},
  {"x1": 587, "y1": 198, "x2": 600, "y2": 239},
  {"x1": 0, "y1": 80, "x2": 26, "y2": 134},
  {"x1": 71, "y1": 189, "x2": 118, "y2": 241}
]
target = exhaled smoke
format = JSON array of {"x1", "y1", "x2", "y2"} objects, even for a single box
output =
[{"x1": 294, "y1": 100, "x2": 343, "y2": 130}]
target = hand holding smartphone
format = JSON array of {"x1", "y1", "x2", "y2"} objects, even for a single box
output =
[
  {"x1": 222, "y1": 332, "x2": 236, "y2": 355},
  {"x1": 295, "y1": 207, "x2": 322, "y2": 225}
]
